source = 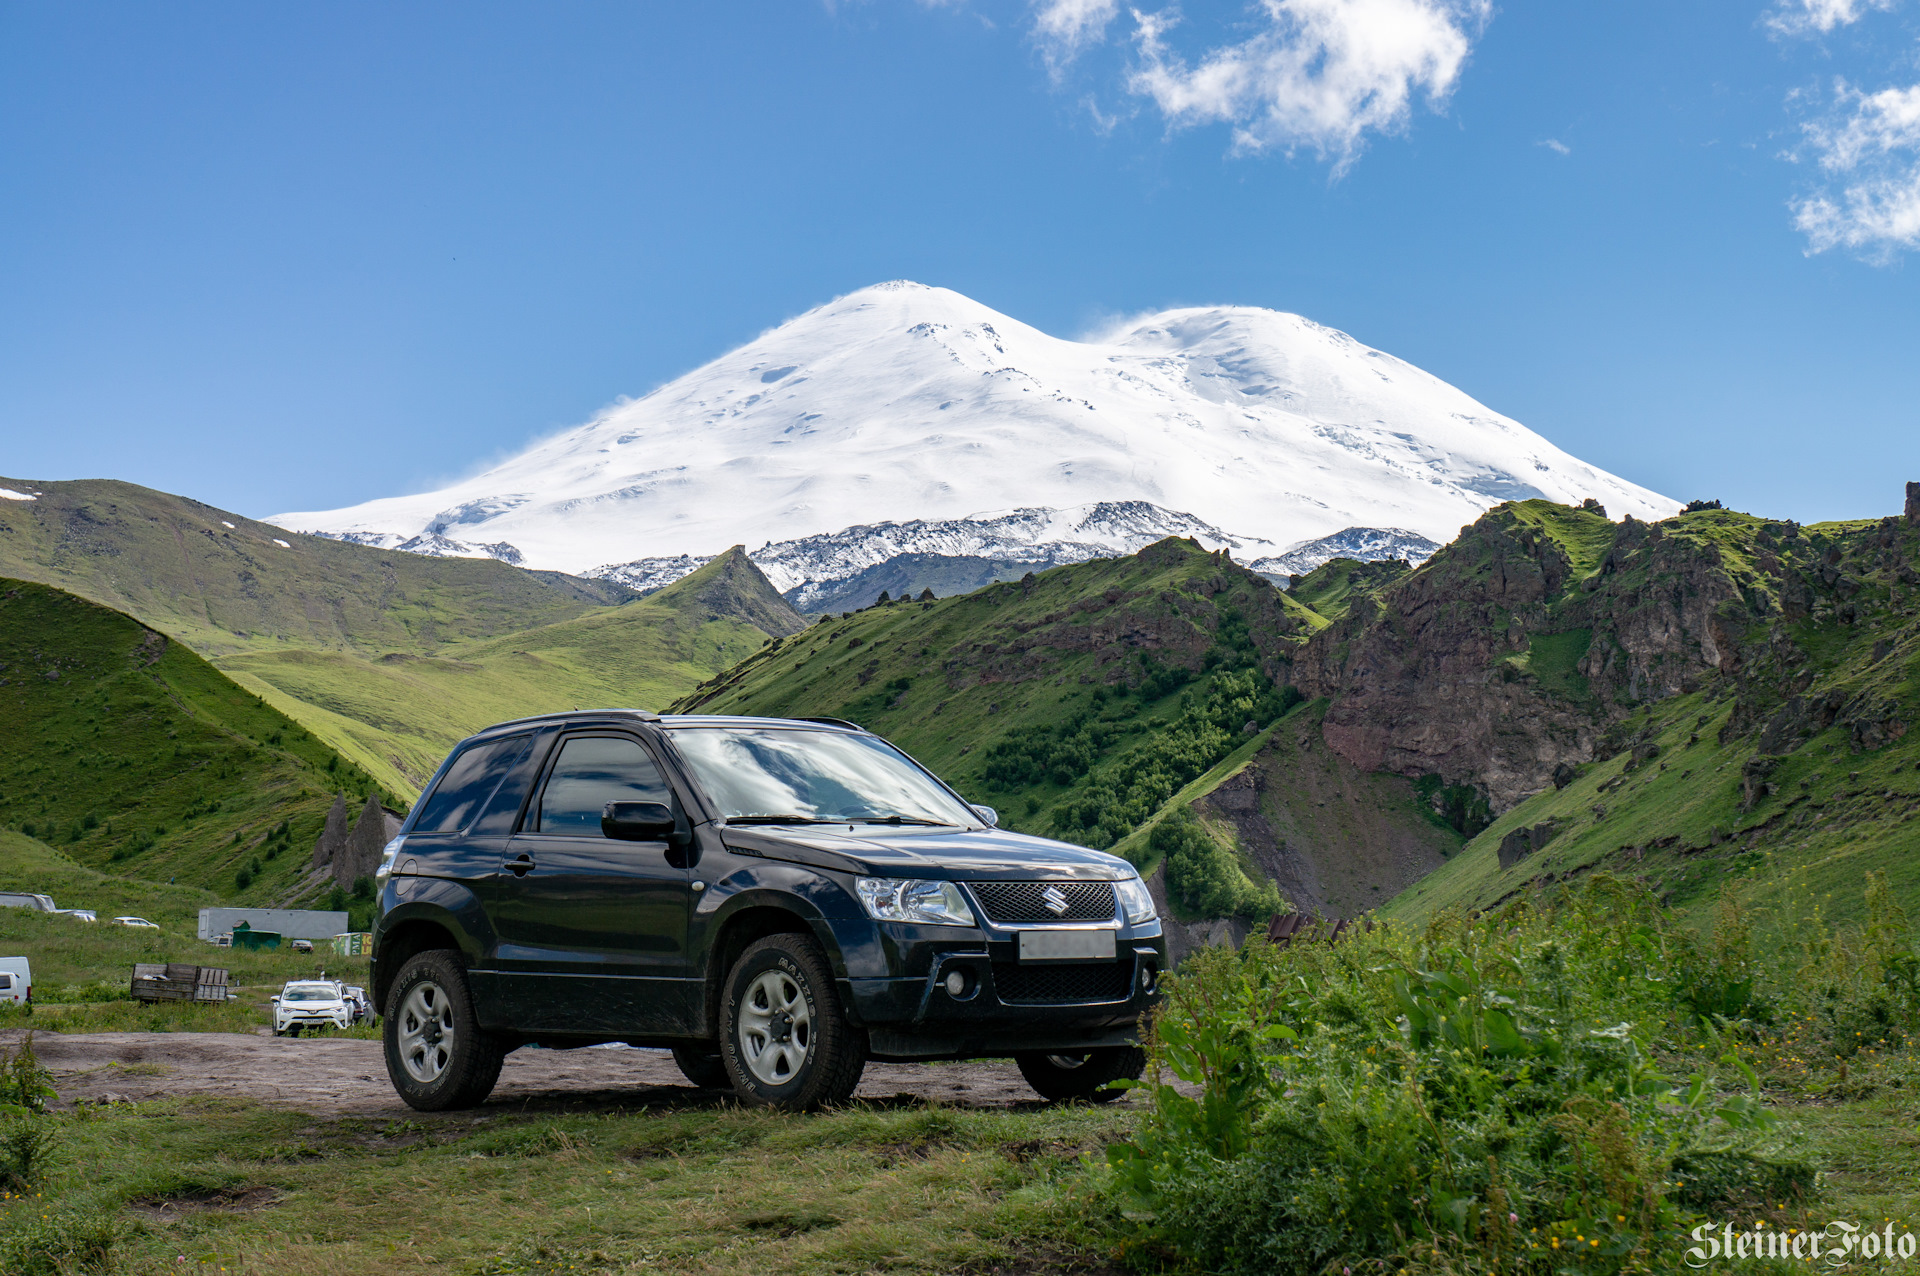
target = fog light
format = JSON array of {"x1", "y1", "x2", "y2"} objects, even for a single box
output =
[
  {"x1": 1140, "y1": 964, "x2": 1159, "y2": 993},
  {"x1": 944, "y1": 970, "x2": 968, "y2": 997}
]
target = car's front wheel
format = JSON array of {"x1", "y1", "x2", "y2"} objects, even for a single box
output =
[
  {"x1": 720, "y1": 934, "x2": 866, "y2": 1111},
  {"x1": 1014, "y1": 1047, "x2": 1145, "y2": 1103},
  {"x1": 382, "y1": 950, "x2": 506, "y2": 1112}
]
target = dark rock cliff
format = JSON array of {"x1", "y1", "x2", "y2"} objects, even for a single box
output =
[{"x1": 1292, "y1": 494, "x2": 1918, "y2": 817}]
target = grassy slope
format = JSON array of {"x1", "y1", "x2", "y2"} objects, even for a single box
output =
[
  {"x1": 0, "y1": 578, "x2": 373, "y2": 904},
  {"x1": 0, "y1": 475, "x2": 635, "y2": 659},
  {"x1": 672, "y1": 539, "x2": 1305, "y2": 844},
  {"x1": 1283, "y1": 556, "x2": 1407, "y2": 624},
  {"x1": 216, "y1": 549, "x2": 805, "y2": 797}
]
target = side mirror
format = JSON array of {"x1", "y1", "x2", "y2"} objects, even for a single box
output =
[
  {"x1": 602, "y1": 801, "x2": 677, "y2": 842},
  {"x1": 970, "y1": 804, "x2": 999, "y2": 828},
  {"x1": 270, "y1": 996, "x2": 280, "y2": 1003}
]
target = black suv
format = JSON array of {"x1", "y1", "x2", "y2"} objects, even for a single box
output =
[{"x1": 371, "y1": 711, "x2": 1165, "y2": 1112}]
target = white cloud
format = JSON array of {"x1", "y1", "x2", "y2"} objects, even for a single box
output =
[
  {"x1": 1032, "y1": 0, "x2": 1121, "y2": 71},
  {"x1": 1539, "y1": 138, "x2": 1571, "y2": 155},
  {"x1": 1119, "y1": 0, "x2": 1493, "y2": 171},
  {"x1": 1792, "y1": 80, "x2": 1920, "y2": 258},
  {"x1": 1765, "y1": 0, "x2": 1897, "y2": 37}
]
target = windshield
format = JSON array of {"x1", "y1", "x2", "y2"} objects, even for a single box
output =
[
  {"x1": 284, "y1": 987, "x2": 338, "y2": 1002},
  {"x1": 669, "y1": 727, "x2": 977, "y2": 826}
]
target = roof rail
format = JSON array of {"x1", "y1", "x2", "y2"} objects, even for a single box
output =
[{"x1": 798, "y1": 716, "x2": 865, "y2": 732}]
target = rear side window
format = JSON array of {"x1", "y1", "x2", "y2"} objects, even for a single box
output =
[
  {"x1": 413, "y1": 734, "x2": 533, "y2": 834},
  {"x1": 0, "y1": 974, "x2": 11, "y2": 990},
  {"x1": 534, "y1": 736, "x2": 670, "y2": 835}
]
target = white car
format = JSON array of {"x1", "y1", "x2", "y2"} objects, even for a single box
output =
[
  {"x1": 342, "y1": 985, "x2": 374, "y2": 1024},
  {"x1": 112, "y1": 916, "x2": 160, "y2": 929},
  {"x1": 272, "y1": 980, "x2": 352, "y2": 1036},
  {"x1": 0, "y1": 957, "x2": 29, "y2": 1007}
]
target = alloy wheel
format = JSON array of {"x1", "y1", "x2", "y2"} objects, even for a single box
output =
[
  {"x1": 397, "y1": 980, "x2": 456, "y2": 1084},
  {"x1": 737, "y1": 969, "x2": 813, "y2": 1085}
]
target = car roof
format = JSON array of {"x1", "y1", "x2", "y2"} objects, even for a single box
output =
[{"x1": 465, "y1": 710, "x2": 867, "y2": 741}]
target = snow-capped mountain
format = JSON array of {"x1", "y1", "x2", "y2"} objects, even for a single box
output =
[
  {"x1": 586, "y1": 500, "x2": 1263, "y2": 610},
  {"x1": 274, "y1": 281, "x2": 1676, "y2": 578},
  {"x1": 1248, "y1": 527, "x2": 1442, "y2": 581}
]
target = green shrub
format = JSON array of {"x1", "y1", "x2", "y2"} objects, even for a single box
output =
[
  {"x1": 1153, "y1": 807, "x2": 1283, "y2": 921},
  {"x1": 0, "y1": 1115, "x2": 61, "y2": 1190},
  {"x1": 1108, "y1": 877, "x2": 1794, "y2": 1275},
  {"x1": 1051, "y1": 671, "x2": 1299, "y2": 849},
  {"x1": 0, "y1": 1205, "x2": 121, "y2": 1275},
  {"x1": 0, "y1": 1032, "x2": 55, "y2": 1112}
]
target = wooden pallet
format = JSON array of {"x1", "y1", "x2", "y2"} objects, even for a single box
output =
[{"x1": 130, "y1": 962, "x2": 230, "y2": 1004}]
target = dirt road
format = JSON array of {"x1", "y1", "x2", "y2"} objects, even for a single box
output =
[{"x1": 5, "y1": 1028, "x2": 1097, "y2": 1118}]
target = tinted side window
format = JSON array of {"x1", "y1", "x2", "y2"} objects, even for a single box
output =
[
  {"x1": 413, "y1": 735, "x2": 531, "y2": 834},
  {"x1": 0, "y1": 974, "x2": 11, "y2": 990},
  {"x1": 535, "y1": 736, "x2": 670, "y2": 836},
  {"x1": 470, "y1": 733, "x2": 543, "y2": 835}
]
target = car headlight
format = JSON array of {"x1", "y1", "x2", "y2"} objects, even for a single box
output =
[
  {"x1": 1114, "y1": 874, "x2": 1157, "y2": 924},
  {"x1": 854, "y1": 878, "x2": 977, "y2": 927},
  {"x1": 374, "y1": 835, "x2": 407, "y2": 889}
]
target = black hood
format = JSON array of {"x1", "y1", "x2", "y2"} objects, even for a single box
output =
[{"x1": 716, "y1": 823, "x2": 1133, "y2": 881}]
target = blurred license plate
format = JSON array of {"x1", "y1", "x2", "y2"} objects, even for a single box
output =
[{"x1": 1018, "y1": 930, "x2": 1116, "y2": 962}]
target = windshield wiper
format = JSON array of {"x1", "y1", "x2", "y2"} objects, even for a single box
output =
[
  {"x1": 847, "y1": 815, "x2": 955, "y2": 827},
  {"x1": 726, "y1": 814, "x2": 846, "y2": 826}
]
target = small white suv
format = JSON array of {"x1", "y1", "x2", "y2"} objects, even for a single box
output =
[{"x1": 273, "y1": 980, "x2": 352, "y2": 1036}]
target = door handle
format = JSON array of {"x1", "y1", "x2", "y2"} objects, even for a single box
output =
[{"x1": 503, "y1": 853, "x2": 535, "y2": 877}]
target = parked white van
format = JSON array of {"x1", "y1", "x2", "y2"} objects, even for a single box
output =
[{"x1": 0, "y1": 957, "x2": 30, "y2": 1007}]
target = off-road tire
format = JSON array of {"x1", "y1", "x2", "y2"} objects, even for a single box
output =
[
  {"x1": 382, "y1": 949, "x2": 506, "y2": 1112},
  {"x1": 671, "y1": 1046, "x2": 732, "y2": 1090},
  {"x1": 720, "y1": 934, "x2": 866, "y2": 1111},
  {"x1": 1014, "y1": 1046, "x2": 1145, "y2": 1103}
]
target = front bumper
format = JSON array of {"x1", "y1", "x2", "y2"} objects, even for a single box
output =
[{"x1": 835, "y1": 916, "x2": 1166, "y2": 1061}]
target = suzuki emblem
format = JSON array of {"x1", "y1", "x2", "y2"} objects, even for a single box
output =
[{"x1": 1041, "y1": 885, "x2": 1070, "y2": 916}]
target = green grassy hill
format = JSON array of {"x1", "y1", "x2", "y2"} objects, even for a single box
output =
[
  {"x1": 674, "y1": 538, "x2": 1313, "y2": 849},
  {"x1": 0, "y1": 472, "x2": 810, "y2": 800},
  {"x1": 219, "y1": 548, "x2": 808, "y2": 795},
  {"x1": 0, "y1": 476, "x2": 637, "y2": 659},
  {"x1": 1281, "y1": 556, "x2": 1405, "y2": 624},
  {"x1": 0, "y1": 577, "x2": 371, "y2": 903}
]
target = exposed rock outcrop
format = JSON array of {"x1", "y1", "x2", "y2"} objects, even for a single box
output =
[
  {"x1": 1497, "y1": 821, "x2": 1559, "y2": 870},
  {"x1": 310, "y1": 794, "x2": 349, "y2": 871},
  {"x1": 335, "y1": 794, "x2": 403, "y2": 888},
  {"x1": 310, "y1": 791, "x2": 403, "y2": 888},
  {"x1": 1288, "y1": 495, "x2": 1914, "y2": 817}
]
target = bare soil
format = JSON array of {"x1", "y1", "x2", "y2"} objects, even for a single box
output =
[{"x1": 5, "y1": 1028, "x2": 1101, "y2": 1118}]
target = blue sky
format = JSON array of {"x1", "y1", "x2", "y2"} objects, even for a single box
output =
[{"x1": 2, "y1": 0, "x2": 1917, "y2": 526}]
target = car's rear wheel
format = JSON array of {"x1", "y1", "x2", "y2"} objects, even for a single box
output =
[
  {"x1": 382, "y1": 949, "x2": 506, "y2": 1112},
  {"x1": 1014, "y1": 1046, "x2": 1145, "y2": 1103},
  {"x1": 720, "y1": 934, "x2": 866, "y2": 1111},
  {"x1": 671, "y1": 1047, "x2": 731, "y2": 1090}
]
